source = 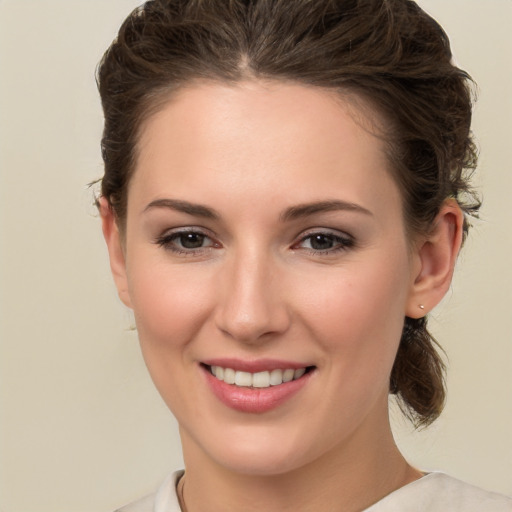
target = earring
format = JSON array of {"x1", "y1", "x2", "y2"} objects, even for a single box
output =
[{"x1": 419, "y1": 304, "x2": 425, "y2": 310}]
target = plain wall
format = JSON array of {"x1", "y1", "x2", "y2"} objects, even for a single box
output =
[{"x1": 0, "y1": 1, "x2": 510, "y2": 510}]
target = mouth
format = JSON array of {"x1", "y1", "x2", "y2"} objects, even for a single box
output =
[
  {"x1": 204, "y1": 364, "x2": 314, "y2": 388},
  {"x1": 200, "y1": 361, "x2": 316, "y2": 413}
]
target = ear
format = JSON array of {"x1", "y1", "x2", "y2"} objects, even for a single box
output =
[
  {"x1": 406, "y1": 199, "x2": 464, "y2": 318},
  {"x1": 99, "y1": 197, "x2": 132, "y2": 309}
]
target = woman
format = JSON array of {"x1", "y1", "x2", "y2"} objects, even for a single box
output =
[{"x1": 97, "y1": 0, "x2": 511, "y2": 510}]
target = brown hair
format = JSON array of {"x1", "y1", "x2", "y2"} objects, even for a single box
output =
[{"x1": 97, "y1": 0, "x2": 480, "y2": 427}]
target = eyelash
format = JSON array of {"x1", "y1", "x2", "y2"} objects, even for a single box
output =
[
  {"x1": 293, "y1": 231, "x2": 355, "y2": 255},
  {"x1": 154, "y1": 229, "x2": 355, "y2": 256},
  {"x1": 154, "y1": 228, "x2": 218, "y2": 255}
]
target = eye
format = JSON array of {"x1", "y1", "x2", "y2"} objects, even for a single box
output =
[
  {"x1": 175, "y1": 232, "x2": 208, "y2": 249},
  {"x1": 294, "y1": 231, "x2": 354, "y2": 254},
  {"x1": 155, "y1": 229, "x2": 219, "y2": 254}
]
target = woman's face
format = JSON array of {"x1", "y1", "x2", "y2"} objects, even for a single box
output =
[{"x1": 110, "y1": 81, "x2": 423, "y2": 475}]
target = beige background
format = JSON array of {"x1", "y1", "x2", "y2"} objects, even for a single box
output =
[{"x1": 0, "y1": 1, "x2": 511, "y2": 510}]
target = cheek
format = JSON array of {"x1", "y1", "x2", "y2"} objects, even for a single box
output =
[
  {"x1": 297, "y1": 257, "x2": 409, "y2": 373},
  {"x1": 125, "y1": 259, "x2": 217, "y2": 416},
  {"x1": 127, "y1": 258, "x2": 214, "y2": 353}
]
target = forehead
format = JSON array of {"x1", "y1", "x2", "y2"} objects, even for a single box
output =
[
  {"x1": 131, "y1": 80, "x2": 400, "y2": 218},
  {"x1": 137, "y1": 80, "x2": 385, "y2": 157}
]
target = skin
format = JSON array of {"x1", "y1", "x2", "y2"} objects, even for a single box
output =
[{"x1": 101, "y1": 80, "x2": 463, "y2": 511}]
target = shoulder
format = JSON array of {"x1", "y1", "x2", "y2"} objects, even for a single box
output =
[
  {"x1": 114, "y1": 470, "x2": 184, "y2": 512},
  {"x1": 427, "y1": 473, "x2": 512, "y2": 511},
  {"x1": 365, "y1": 473, "x2": 512, "y2": 512},
  {"x1": 433, "y1": 473, "x2": 512, "y2": 512}
]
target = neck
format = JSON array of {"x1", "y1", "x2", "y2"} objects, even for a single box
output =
[{"x1": 179, "y1": 417, "x2": 422, "y2": 512}]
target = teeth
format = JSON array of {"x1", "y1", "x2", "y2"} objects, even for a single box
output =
[
  {"x1": 283, "y1": 369, "x2": 295, "y2": 382},
  {"x1": 210, "y1": 365, "x2": 309, "y2": 388},
  {"x1": 294, "y1": 368, "x2": 306, "y2": 379},
  {"x1": 235, "y1": 371, "x2": 252, "y2": 387},
  {"x1": 223, "y1": 367, "x2": 236, "y2": 384},
  {"x1": 269, "y1": 369, "x2": 283, "y2": 386},
  {"x1": 253, "y1": 371, "x2": 270, "y2": 388}
]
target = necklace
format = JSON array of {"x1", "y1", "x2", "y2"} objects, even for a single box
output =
[{"x1": 177, "y1": 473, "x2": 188, "y2": 512}]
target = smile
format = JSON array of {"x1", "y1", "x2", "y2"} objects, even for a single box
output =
[
  {"x1": 209, "y1": 365, "x2": 308, "y2": 388},
  {"x1": 202, "y1": 360, "x2": 316, "y2": 413}
]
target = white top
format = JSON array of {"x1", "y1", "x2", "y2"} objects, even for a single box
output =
[{"x1": 115, "y1": 470, "x2": 512, "y2": 512}]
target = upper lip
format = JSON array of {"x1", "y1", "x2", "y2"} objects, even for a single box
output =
[{"x1": 201, "y1": 358, "x2": 313, "y2": 373}]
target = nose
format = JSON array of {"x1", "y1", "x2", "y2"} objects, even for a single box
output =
[{"x1": 214, "y1": 249, "x2": 291, "y2": 344}]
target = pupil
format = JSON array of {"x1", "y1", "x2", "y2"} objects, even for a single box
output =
[
  {"x1": 180, "y1": 233, "x2": 204, "y2": 249},
  {"x1": 311, "y1": 234, "x2": 333, "y2": 250}
]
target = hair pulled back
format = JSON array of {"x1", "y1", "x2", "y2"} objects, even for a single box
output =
[{"x1": 97, "y1": 0, "x2": 479, "y2": 427}]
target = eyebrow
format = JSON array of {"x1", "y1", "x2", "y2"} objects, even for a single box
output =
[
  {"x1": 143, "y1": 198, "x2": 220, "y2": 219},
  {"x1": 143, "y1": 198, "x2": 372, "y2": 222},
  {"x1": 280, "y1": 200, "x2": 373, "y2": 221}
]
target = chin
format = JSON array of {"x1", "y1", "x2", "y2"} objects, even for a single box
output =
[
  {"x1": 184, "y1": 420, "x2": 331, "y2": 477},
  {"x1": 210, "y1": 445, "x2": 309, "y2": 476}
]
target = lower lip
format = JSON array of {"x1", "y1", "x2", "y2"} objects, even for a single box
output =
[{"x1": 202, "y1": 366, "x2": 314, "y2": 413}]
